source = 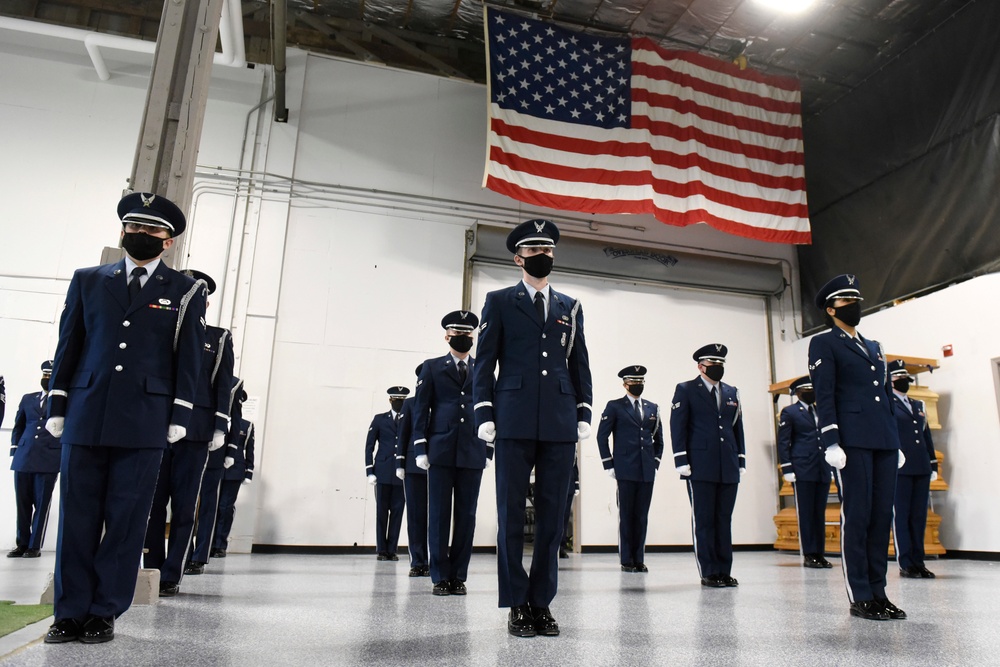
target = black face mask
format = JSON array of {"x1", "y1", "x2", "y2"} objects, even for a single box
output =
[
  {"x1": 390, "y1": 399, "x2": 405, "y2": 412},
  {"x1": 40, "y1": 378, "x2": 50, "y2": 392},
  {"x1": 703, "y1": 365, "x2": 725, "y2": 382},
  {"x1": 798, "y1": 390, "x2": 816, "y2": 405},
  {"x1": 520, "y1": 253, "x2": 554, "y2": 279},
  {"x1": 448, "y1": 335, "x2": 473, "y2": 354},
  {"x1": 122, "y1": 232, "x2": 166, "y2": 261},
  {"x1": 627, "y1": 384, "x2": 644, "y2": 397},
  {"x1": 893, "y1": 378, "x2": 911, "y2": 394},
  {"x1": 832, "y1": 301, "x2": 862, "y2": 327}
]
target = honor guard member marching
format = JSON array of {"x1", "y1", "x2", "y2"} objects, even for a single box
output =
[
  {"x1": 670, "y1": 344, "x2": 745, "y2": 588},
  {"x1": 473, "y1": 219, "x2": 593, "y2": 638},
  {"x1": 365, "y1": 386, "x2": 408, "y2": 561},
  {"x1": 145, "y1": 269, "x2": 233, "y2": 596},
  {"x1": 44, "y1": 193, "x2": 207, "y2": 644},
  {"x1": 8, "y1": 361, "x2": 61, "y2": 558},
  {"x1": 187, "y1": 376, "x2": 242, "y2": 575},
  {"x1": 888, "y1": 360, "x2": 938, "y2": 579},
  {"x1": 777, "y1": 376, "x2": 833, "y2": 569},
  {"x1": 212, "y1": 396, "x2": 255, "y2": 558},
  {"x1": 597, "y1": 366, "x2": 665, "y2": 573},
  {"x1": 395, "y1": 364, "x2": 430, "y2": 577},
  {"x1": 412, "y1": 310, "x2": 491, "y2": 596},
  {"x1": 809, "y1": 274, "x2": 905, "y2": 621}
]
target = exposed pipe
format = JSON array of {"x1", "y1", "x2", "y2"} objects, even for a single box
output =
[
  {"x1": 272, "y1": 0, "x2": 289, "y2": 122},
  {"x1": 0, "y1": 7, "x2": 246, "y2": 82}
]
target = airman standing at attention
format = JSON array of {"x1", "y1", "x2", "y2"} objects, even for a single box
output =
[{"x1": 365, "y1": 386, "x2": 408, "y2": 561}]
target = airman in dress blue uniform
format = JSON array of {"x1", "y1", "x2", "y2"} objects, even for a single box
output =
[
  {"x1": 888, "y1": 359, "x2": 938, "y2": 579},
  {"x1": 412, "y1": 310, "x2": 490, "y2": 596},
  {"x1": 777, "y1": 376, "x2": 834, "y2": 569},
  {"x1": 212, "y1": 406, "x2": 255, "y2": 558},
  {"x1": 44, "y1": 192, "x2": 207, "y2": 644},
  {"x1": 670, "y1": 344, "x2": 745, "y2": 588},
  {"x1": 473, "y1": 219, "x2": 593, "y2": 638},
  {"x1": 808, "y1": 274, "x2": 905, "y2": 621},
  {"x1": 597, "y1": 365, "x2": 664, "y2": 573},
  {"x1": 395, "y1": 364, "x2": 430, "y2": 577},
  {"x1": 366, "y1": 386, "x2": 408, "y2": 561},
  {"x1": 8, "y1": 361, "x2": 61, "y2": 558},
  {"x1": 145, "y1": 269, "x2": 233, "y2": 596}
]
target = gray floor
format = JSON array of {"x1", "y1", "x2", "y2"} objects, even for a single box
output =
[{"x1": 1, "y1": 550, "x2": 998, "y2": 666}]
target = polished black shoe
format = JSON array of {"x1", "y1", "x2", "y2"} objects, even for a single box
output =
[
  {"x1": 532, "y1": 606, "x2": 560, "y2": 636},
  {"x1": 22, "y1": 549, "x2": 41, "y2": 558},
  {"x1": 44, "y1": 618, "x2": 82, "y2": 644},
  {"x1": 376, "y1": 552, "x2": 389, "y2": 561},
  {"x1": 635, "y1": 563, "x2": 648, "y2": 573},
  {"x1": 721, "y1": 575, "x2": 739, "y2": 587},
  {"x1": 79, "y1": 615, "x2": 115, "y2": 644},
  {"x1": 184, "y1": 561, "x2": 205, "y2": 575},
  {"x1": 621, "y1": 563, "x2": 638, "y2": 573},
  {"x1": 419, "y1": 566, "x2": 431, "y2": 577},
  {"x1": 819, "y1": 556, "x2": 833, "y2": 568},
  {"x1": 850, "y1": 600, "x2": 889, "y2": 620},
  {"x1": 876, "y1": 597, "x2": 907, "y2": 620},
  {"x1": 899, "y1": 566, "x2": 922, "y2": 578},
  {"x1": 508, "y1": 604, "x2": 536, "y2": 637},
  {"x1": 449, "y1": 579, "x2": 467, "y2": 595},
  {"x1": 803, "y1": 554, "x2": 825, "y2": 569},
  {"x1": 388, "y1": 553, "x2": 399, "y2": 561},
  {"x1": 210, "y1": 548, "x2": 227, "y2": 558},
  {"x1": 558, "y1": 547, "x2": 568, "y2": 559},
  {"x1": 408, "y1": 567, "x2": 423, "y2": 577},
  {"x1": 701, "y1": 575, "x2": 726, "y2": 588},
  {"x1": 6, "y1": 546, "x2": 26, "y2": 558},
  {"x1": 159, "y1": 581, "x2": 180, "y2": 597},
  {"x1": 432, "y1": 581, "x2": 451, "y2": 596},
  {"x1": 918, "y1": 566, "x2": 936, "y2": 579}
]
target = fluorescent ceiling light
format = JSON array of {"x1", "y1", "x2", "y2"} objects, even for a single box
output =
[{"x1": 754, "y1": 0, "x2": 817, "y2": 13}]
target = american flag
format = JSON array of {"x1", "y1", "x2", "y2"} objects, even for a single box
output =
[{"x1": 483, "y1": 8, "x2": 811, "y2": 245}]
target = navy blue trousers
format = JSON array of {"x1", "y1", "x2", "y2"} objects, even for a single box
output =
[
  {"x1": 54, "y1": 444, "x2": 162, "y2": 621},
  {"x1": 793, "y1": 480, "x2": 829, "y2": 557},
  {"x1": 495, "y1": 438, "x2": 575, "y2": 609},
  {"x1": 686, "y1": 480, "x2": 738, "y2": 578},
  {"x1": 617, "y1": 479, "x2": 654, "y2": 566},
  {"x1": 144, "y1": 439, "x2": 209, "y2": 584},
  {"x1": 836, "y1": 447, "x2": 896, "y2": 603},
  {"x1": 213, "y1": 479, "x2": 244, "y2": 551},
  {"x1": 427, "y1": 465, "x2": 483, "y2": 583},
  {"x1": 893, "y1": 473, "x2": 930, "y2": 570},
  {"x1": 14, "y1": 471, "x2": 57, "y2": 550},
  {"x1": 191, "y1": 467, "x2": 224, "y2": 563},
  {"x1": 403, "y1": 472, "x2": 428, "y2": 568},
  {"x1": 560, "y1": 479, "x2": 574, "y2": 549},
  {"x1": 375, "y1": 483, "x2": 405, "y2": 555}
]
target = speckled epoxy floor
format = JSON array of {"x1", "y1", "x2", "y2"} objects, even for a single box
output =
[{"x1": 2, "y1": 550, "x2": 998, "y2": 666}]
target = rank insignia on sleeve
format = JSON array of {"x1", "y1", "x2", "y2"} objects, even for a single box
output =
[{"x1": 672, "y1": 402, "x2": 681, "y2": 410}]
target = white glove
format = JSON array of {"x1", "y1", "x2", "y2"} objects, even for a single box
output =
[
  {"x1": 167, "y1": 424, "x2": 186, "y2": 443},
  {"x1": 574, "y1": 489, "x2": 580, "y2": 496},
  {"x1": 898, "y1": 450, "x2": 906, "y2": 469},
  {"x1": 415, "y1": 455, "x2": 430, "y2": 470},
  {"x1": 577, "y1": 421, "x2": 592, "y2": 441},
  {"x1": 367, "y1": 474, "x2": 377, "y2": 485},
  {"x1": 210, "y1": 430, "x2": 226, "y2": 451},
  {"x1": 242, "y1": 478, "x2": 252, "y2": 486},
  {"x1": 478, "y1": 422, "x2": 496, "y2": 443},
  {"x1": 825, "y1": 445, "x2": 847, "y2": 470},
  {"x1": 396, "y1": 468, "x2": 405, "y2": 480},
  {"x1": 45, "y1": 417, "x2": 65, "y2": 438},
  {"x1": 930, "y1": 471, "x2": 938, "y2": 482},
  {"x1": 223, "y1": 456, "x2": 235, "y2": 469},
  {"x1": 676, "y1": 464, "x2": 692, "y2": 477},
  {"x1": 783, "y1": 472, "x2": 796, "y2": 483},
  {"x1": 740, "y1": 467, "x2": 746, "y2": 476},
  {"x1": 605, "y1": 468, "x2": 616, "y2": 480}
]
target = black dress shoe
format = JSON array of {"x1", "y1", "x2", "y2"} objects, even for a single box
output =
[
  {"x1": 449, "y1": 580, "x2": 467, "y2": 595},
  {"x1": 408, "y1": 567, "x2": 423, "y2": 577},
  {"x1": 388, "y1": 553, "x2": 399, "y2": 561},
  {"x1": 558, "y1": 547, "x2": 568, "y2": 559},
  {"x1": 849, "y1": 600, "x2": 889, "y2": 620},
  {"x1": 721, "y1": 575, "x2": 739, "y2": 587},
  {"x1": 803, "y1": 554, "x2": 825, "y2": 569},
  {"x1": 875, "y1": 597, "x2": 907, "y2": 620},
  {"x1": 621, "y1": 564, "x2": 638, "y2": 573},
  {"x1": 210, "y1": 548, "x2": 227, "y2": 558},
  {"x1": 701, "y1": 575, "x2": 726, "y2": 588},
  {"x1": 159, "y1": 581, "x2": 180, "y2": 597},
  {"x1": 432, "y1": 581, "x2": 451, "y2": 596},
  {"x1": 819, "y1": 556, "x2": 833, "y2": 568},
  {"x1": 376, "y1": 552, "x2": 389, "y2": 561},
  {"x1": 899, "y1": 566, "x2": 922, "y2": 578},
  {"x1": 508, "y1": 604, "x2": 536, "y2": 637},
  {"x1": 44, "y1": 618, "x2": 82, "y2": 644},
  {"x1": 184, "y1": 561, "x2": 205, "y2": 575},
  {"x1": 532, "y1": 606, "x2": 560, "y2": 636},
  {"x1": 6, "y1": 546, "x2": 26, "y2": 558},
  {"x1": 919, "y1": 566, "x2": 936, "y2": 579},
  {"x1": 79, "y1": 615, "x2": 115, "y2": 644},
  {"x1": 635, "y1": 563, "x2": 648, "y2": 573},
  {"x1": 420, "y1": 566, "x2": 431, "y2": 577}
]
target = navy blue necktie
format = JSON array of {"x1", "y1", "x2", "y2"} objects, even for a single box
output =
[
  {"x1": 534, "y1": 292, "x2": 545, "y2": 324},
  {"x1": 458, "y1": 360, "x2": 467, "y2": 384},
  {"x1": 128, "y1": 266, "x2": 146, "y2": 303}
]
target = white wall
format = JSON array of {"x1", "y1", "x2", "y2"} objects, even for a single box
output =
[{"x1": 790, "y1": 274, "x2": 1000, "y2": 553}]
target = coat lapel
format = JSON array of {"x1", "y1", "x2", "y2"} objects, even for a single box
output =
[
  {"x1": 837, "y1": 330, "x2": 872, "y2": 363},
  {"x1": 103, "y1": 260, "x2": 130, "y2": 312},
  {"x1": 126, "y1": 261, "x2": 172, "y2": 316},
  {"x1": 514, "y1": 285, "x2": 544, "y2": 328},
  {"x1": 442, "y1": 354, "x2": 462, "y2": 386}
]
